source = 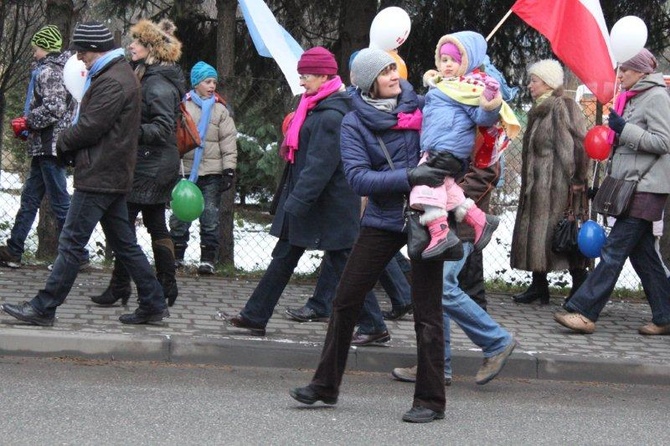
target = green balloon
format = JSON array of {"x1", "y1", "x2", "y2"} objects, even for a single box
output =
[{"x1": 170, "y1": 179, "x2": 204, "y2": 222}]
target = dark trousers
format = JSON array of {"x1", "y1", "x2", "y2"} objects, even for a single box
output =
[{"x1": 310, "y1": 227, "x2": 445, "y2": 411}]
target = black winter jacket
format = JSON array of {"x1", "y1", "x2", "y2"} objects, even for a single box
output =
[
  {"x1": 269, "y1": 91, "x2": 360, "y2": 250},
  {"x1": 57, "y1": 56, "x2": 141, "y2": 194},
  {"x1": 128, "y1": 64, "x2": 185, "y2": 204}
]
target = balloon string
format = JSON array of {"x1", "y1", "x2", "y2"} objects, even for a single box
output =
[{"x1": 180, "y1": 159, "x2": 185, "y2": 178}]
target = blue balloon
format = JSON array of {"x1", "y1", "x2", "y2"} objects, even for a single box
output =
[{"x1": 578, "y1": 220, "x2": 607, "y2": 258}]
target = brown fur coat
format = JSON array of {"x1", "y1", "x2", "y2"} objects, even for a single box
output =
[{"x1": 510, "y1": 87, "x2": 590, "y2": 272}]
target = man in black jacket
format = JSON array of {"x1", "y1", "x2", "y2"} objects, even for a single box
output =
[{"x1": 1, "y1": 22, "x2": 167, "y2": 326}]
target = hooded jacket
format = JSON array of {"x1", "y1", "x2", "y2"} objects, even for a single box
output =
[
  {"x1": 340, "y1": 80, "x2": 421, "y2": 233},
  {"x1": 421, "y1": 31, "x2": 501, "y2": 159},
  {"x1": 611, "y1": 72, "x2": 670, "y2": 193},
  {"x1": 25, "y1": 51, "x2": 75, "y2": 157},
  {"x1": 269, "y1": 91, "x2": 359, "y2": 250}
]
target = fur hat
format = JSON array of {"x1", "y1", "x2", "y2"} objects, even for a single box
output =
[
  {"x1": 32, "y1": 25, "x2": 63, "y2": 52},
  {"x1": 297, "y1": 47, "x2": 338, "y2": 75},
  {"x1": 70, "y1": 21, "x2": 116, "y2": 53},
  {"x1": 350, "y1": 48, "x2": 395, "y2": 94},
  {"x1": 130, "y1": 19, "x2": 182, "y2": 64},
  {"x1": 528, "y1": 59, "x2": 564, "y2": 89}
]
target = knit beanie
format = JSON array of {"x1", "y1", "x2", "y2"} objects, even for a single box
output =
[
  {"x1": 297, "y1": 46, "x2": 338, "y2": 75},
  {"x1": 620, "y1": 48, "x2": 657, "y2": 74},
  {"x1": 191, "y1": 61, "x2": 218, "y2": 87},
  {"x1": 70, "y1": 21, "x2": 116, "y2": 52},
  {"x1": 130, "y1": 19, "x2": 182, "y2": 64},
  {"x1": 350, "y1": 48, "x2": 395, "y2": 94},
  {"x1": 528, "y1": 59, "x2": 564, "y2": 89},
  {"x1": 31, "y1": 25, "x2": 62, "y2": 52},
  {"x1": 439, "y1": 42, "x2": 462, "y2": 64}
]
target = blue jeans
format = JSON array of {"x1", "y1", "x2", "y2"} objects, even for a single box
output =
[
  {"x1": 29, "y1": 190, "x2": 165, "y2": 318},
  {"x1": 566, "y1": 216, "x2": 670, "y2": 326},
  {"x1": 378, "y1": 252, "x2": 412, "y2": 309},
  {"x1": 7, "y1": 156, "x2": 69, "y2": 258},
  {"x1": 242, "y1": 239, "x2": 387, "y2": 333},
  {"x1": 442, "y1": 242, "x2": 512, "y2": 378},
  {"x1": 170, "y1": 175, "x2": 222, "y2": 248},
  {"x1": 308, "y1": 252, "x2": 388, "y2": 334}
]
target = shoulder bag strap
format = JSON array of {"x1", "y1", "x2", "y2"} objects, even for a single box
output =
[{"x1": 376, "y1": 135, "x2": 394, "y2": 171}]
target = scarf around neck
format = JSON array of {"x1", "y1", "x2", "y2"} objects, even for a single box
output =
[
  {"x1": 73, "y1": 48, "x2": 126, "y2": 124},
  {"x1": 187, "y1": 90, "x2": 216, "y2": 182},
  {"x1": 282, "y1": 76, "x2": 344, "y2": 163}
]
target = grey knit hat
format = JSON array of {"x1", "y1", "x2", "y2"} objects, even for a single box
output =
[
  {"x1": 351, "y1": 48, "x2": 395, "y2": 94},
  {"x1": 70, "y1": 21, "x2": 116, "y2": 52}
]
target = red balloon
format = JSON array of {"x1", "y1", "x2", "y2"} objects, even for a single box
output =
[{"x1": 584, "y1": 125, "x2": 611, "y2": 161}]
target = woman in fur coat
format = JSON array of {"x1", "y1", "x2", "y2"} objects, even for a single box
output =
[{"x1": 510, "y1": 59, "x2": 589, "y2": 305}]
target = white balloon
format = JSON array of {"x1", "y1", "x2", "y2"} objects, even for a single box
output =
[
  {"x1": 63, "y1": 54, "x2": 88, "y2": 101},
  {"x1": 610, "y1": 16, "x2": 648, "y2": 63},
  {"x1": 369, "y1": 7, "x2": 411, "y2": 51}
]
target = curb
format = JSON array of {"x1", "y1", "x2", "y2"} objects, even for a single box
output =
[{"x1": 1, "y1": 329, "x2": 668, "y2": 386}]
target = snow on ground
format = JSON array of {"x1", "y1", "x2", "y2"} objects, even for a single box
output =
[{"x1": 0, "y1": 171, "x2": 643, "y2": 289}]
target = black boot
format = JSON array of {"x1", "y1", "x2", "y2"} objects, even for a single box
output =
[
  {"x1": 91, "y1": 259, "x2": 132, "y2": 306},
  {"x1": 564, "y1": 268, "x2": 588, "y2": 306},
  {"x1": 198, "y1": 244, "x2": 217, "y2": 275},
  {"x1": 513, "y1": 272, "x2": 550, "y2": 304},
  {"x1": 174, "y1": 242, "x2": 187, "y2": 269},
  {"x1": 154, "y1": 239, "x2": 179, "y2": 307}
]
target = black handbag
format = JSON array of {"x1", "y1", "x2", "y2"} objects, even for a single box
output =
[
  {"x1": 551, "y1": 186, "x2": 584, "y2": 254},
  {"x1": 592, "y1": 149, "x2": 657, "y2": 218},
  {"x1": 375, "y1": 136, "x2": 462, "y2": 261}
]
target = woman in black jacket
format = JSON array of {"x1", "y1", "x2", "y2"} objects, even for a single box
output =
[{"x1": 92, "y1": 19, "x2": 184, "y2": 307}]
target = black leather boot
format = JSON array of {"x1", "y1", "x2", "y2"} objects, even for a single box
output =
[
  {"x1": 513, "y1": 272, "x2": 550, "y2": 304},
  {"x1": 91, "y1": 260, "x2": 132, "y2": 306},
  {"x1": 198, "y1": 244, "x2": 217, "y2": 275},
  {"x1": 154, "y1": 239, "x2": 179, "y2": 307}
]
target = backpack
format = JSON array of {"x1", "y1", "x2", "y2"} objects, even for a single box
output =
[
  {"x1": 176, "y1": 101, "x2": 201, "y2": 157},
  {"x1": 176, "y1": 93, "x2": 228, "y2": 157}
]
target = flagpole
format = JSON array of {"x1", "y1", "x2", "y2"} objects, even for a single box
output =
[{"x1": 486, "y1": 9, "x2": 513, "y2": 41}]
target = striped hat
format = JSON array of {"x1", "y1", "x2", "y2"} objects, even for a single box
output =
[
  {"x1": 70, "y1": 21, "x2": 115, "y2": 52},
  {"x1": 31, "y1": 25, "x2": 62, "y2": 52}
]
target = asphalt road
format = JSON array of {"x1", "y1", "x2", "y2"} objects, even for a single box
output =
[{"x1": 1, "y1": 357, "x2": 668, "y2": 445}]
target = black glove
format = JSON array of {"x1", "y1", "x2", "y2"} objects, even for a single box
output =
[
  {"x1": 407, "y1": 164, "x2": 447, "y2": 187},
  {"x1": 221, "y1": 168, "x2": 235, "y2": 192},
  {"x1": 608, "y1": 108, "x2": 626, "y2": 134},
  {"x1": 425, "y1": 150, "x2": 463, "y2": 176},
  {"x1": 56, "y1": 142, "x2": 75, "y2": 167},
  {"x1": 587, "y1": 186, "x2": 599, "y2": 200}
]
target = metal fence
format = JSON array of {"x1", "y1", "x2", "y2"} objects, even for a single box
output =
[{"x1": 0, "y1": 84, "x2": 642, "y2": 291}]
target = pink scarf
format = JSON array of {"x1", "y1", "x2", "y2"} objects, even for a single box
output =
[
  {"x1": 282, "y1": 76, "x2": 344, "y2": 163},
  {"x1": 607, "y1": 90, "x2": 640, "y2": 145},
  {"x1": 392, "y1": 109, "x2": 423, "y2": 130}
]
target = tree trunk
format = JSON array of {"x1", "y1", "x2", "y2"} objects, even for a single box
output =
[
  {"x1": 36, "y1": 0, "x2": 76, "y2": 261},
  {"x1": 337, "y1": 0, "x2": 377, "y2": 84},
  {"x1": 216, "y1": 0, "x2": 237, "y2": 267}
]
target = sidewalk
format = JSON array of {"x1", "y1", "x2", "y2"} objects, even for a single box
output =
[{"x1": 0, "y1": 266, "x2": 668, "y2": 386}]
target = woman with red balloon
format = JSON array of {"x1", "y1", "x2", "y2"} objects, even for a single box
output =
[
  {"x1": 510, "y1": 59, "x2": 590, "y2": 306},
  {"x1": 555, "y1": 48, "x2": 670, "y2": 336}
]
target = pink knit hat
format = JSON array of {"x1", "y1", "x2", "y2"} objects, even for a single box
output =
[
  {"x1": 620, "y1": 48, "x2": 657, "y2": 74},
  {"x1": 440, "y1": 42, "x2": 462, "y2": 64},
  {"x1": 297, "y1": 46, "x2": 338, "y2": 75}
]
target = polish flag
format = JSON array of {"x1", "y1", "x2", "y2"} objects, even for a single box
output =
[{"x1": 512, "y1": 0, "x2": 616, "y2": 104}]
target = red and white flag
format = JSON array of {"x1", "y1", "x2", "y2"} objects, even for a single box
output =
[{"x1": 512, "y1": 0, "x2": 616, "y2": 104}]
